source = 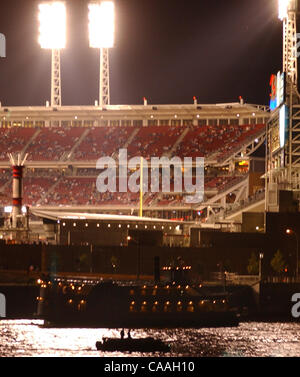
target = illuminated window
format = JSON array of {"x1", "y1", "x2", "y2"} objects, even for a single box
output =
[
  {"x1": 152, "y1": 302, "x2": 159, "y2": 312},
  {"x1": 187, "y1": 301, "x2": 194, "y2": 312},
  {"x1": 110, "y1": 120, "x2": 120, "y2": 127},
  {"x1": 159, "y1": 119, "x2": 169, "y2": 125},
  {"x1": 208, "y1": 119, "x2": 218, "y2": 126},
  {"x1": 171, "y1": 119, "x2": 181, "y2": 126},
  {"x1": 183, "y1": 119, "x2": 193, "y2": 126},
  {"x1": 219, "y1": 119, "x2": 228, "y2": 126},
  {"x1": 141, "y1": 301, "x2": 147, "y2": 312},
  {"x1": 121, "y1": 120, "x2": 131, "y2": 126},
  {"x1": 77, "y1": 300, "x2": 86, "y2": 312},
  {"x1": 198, "y1": 119, "x2": 207, "y2": 126},
  {"x1": 163, "y1": 301, "x2": 171, "y2": 312},
  {"x1": 129, "y1": 301, "x2": 136, "y2": 312},
  {"x1": 133, "y1": 120, "x2": 143, "y2": 127}
]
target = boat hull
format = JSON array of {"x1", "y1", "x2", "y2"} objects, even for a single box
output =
[
  {"x1": 38, "y1": 280, "x2": 240, "y2": 328},
  {"x1": 96, "y1": 337, "x2": 170, "y2": 353}
]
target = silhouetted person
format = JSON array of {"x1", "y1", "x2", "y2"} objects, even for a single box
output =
[
  {"x1": 120, "y1": 329, "x2": 124, "y2": 339},
  {"x1": 127, "y1": 329, "x2": 131, "y2": 339}
]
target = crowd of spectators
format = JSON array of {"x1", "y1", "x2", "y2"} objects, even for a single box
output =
[
  {"x1": 0, "y1": 122, "x2": 265, "y2": 164},
  {"x1": 127, "y1": 126, "x2": 184, "y2": 160},
  {"x1": 0, "y1": 128, "x2": 36, "y2": 161},
  {"x1": 26, "y1": 128, "x2": 84, "y2": 161},
  {"x1": 73, "y1": 127, "x2": 134, "y2": 160},
  {"x1": 174, "y1": 123, "x2": 265, "y2": 160},
  {"x1": 0, "y1": 121, "x2": 263, "y2": 207}
]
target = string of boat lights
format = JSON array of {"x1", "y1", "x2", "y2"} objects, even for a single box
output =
[{"x1": 36, "y1": 278, "x2": 228, "y2": 312}]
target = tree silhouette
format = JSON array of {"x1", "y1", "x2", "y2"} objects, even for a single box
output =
[
  {"x1": 271, "y1": 250, "x2": 285, "y2": 275},
  {"x1": 247, "y1": 252, "x2": 259, "y2": 275}
]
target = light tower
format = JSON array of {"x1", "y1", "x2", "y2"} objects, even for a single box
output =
[
  {"x1": 88, "y1": 1, "x2": 115, "y2": 107},
  {"x1": 279, "y1": 0, "x2": 298, "y2": 89},
  {"x1": 265, "y1": 0, "x2": 300, "y2": 212},
  {"x1": 38, "y1": 2, "x2": 66, "y2": 107},
  {"x1": 279, "y1": 0, "x2": 300, "y2": 184}
]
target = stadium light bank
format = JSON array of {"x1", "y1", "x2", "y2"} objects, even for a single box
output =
[{"x1": 96, "y1": 149, "x2": 204, "y2": 204}]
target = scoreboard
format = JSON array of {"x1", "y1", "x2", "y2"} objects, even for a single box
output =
[{"x1": 269, "y1": 71, "x2": 285, "y2": 111}]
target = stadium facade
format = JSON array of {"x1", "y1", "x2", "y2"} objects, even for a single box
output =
[{"x1": 0, "y1": 100, "x2": 269, "y2": 244}]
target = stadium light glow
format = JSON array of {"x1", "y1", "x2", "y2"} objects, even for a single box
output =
[
  {"x1": 278, "y1": 0, "x2": 289, "y2": 21},
  {"x1": 38, "y1": 2, "x2": 66, "y2": 49},
  {"x1": 88, "y1": 1, "x2": 115, "y2": 48}
]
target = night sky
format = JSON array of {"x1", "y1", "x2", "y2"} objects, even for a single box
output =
[{"x1": 0, "y1": 0, "x2": 285, "y2": 107}]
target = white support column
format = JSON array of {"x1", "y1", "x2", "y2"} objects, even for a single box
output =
[
  {"x1": 99, "y1": 47, "x2": 110, "y2": 106},
  {"x1": 51, "y1": 49, "x2": 62, "y2": 107}
]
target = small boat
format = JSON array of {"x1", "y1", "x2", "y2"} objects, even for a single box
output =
[{"x1": 96, "y1": 336, "x2": 171, "y2": 353}]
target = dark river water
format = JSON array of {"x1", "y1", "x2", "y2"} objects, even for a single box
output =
[{"x1": 1, "y1": 320, "x2": 300, "y2": 357}]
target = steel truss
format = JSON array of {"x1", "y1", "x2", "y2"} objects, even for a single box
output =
[
  {"x1": 99, "y1": 48, "x2": 110, "y2": 106},
  {"x1": 265, "y1": 1, "x2": 300, "y2": 211},
  {"x1": 195, "y1": 176, "x2": 249, "y2": 222},
  {"x1": 217, "y1": 130, "x2": 266, "y2": 167},
  {"x1": 51, "y1": 49, "x2": 62, "y2": 107}
]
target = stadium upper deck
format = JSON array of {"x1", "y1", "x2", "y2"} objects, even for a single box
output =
[
  {"x1": 0, "y1": 101, "x2": 268, "y2": 222},
  {"x1": 0, "y1": 101, "x2": 269, "y2": 167}
]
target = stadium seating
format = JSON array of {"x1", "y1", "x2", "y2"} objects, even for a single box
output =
[
  {"x1": 0, "y1": 128, "x2": 36, "y2": 161},
  {"x1": 26, "y1": 128, "x2": 85, "y2": 161},
  {"x1": 127, "y1": 125, "x2": 184, "y2": 159},
  {"x1": 174, "y1": 124, "x2": 264, "y2": 161},
  {"x1": 0, "y1": 122, "x2": 264, "y2": 208},
  {"x1": 23, "y1": 177, "x2": 56, "y2": 205},
  {"x1": 73, "y1": 127, "x2": 135, "y2": 160},
  {"x1": 40, "y1": 177, "x2": 140, "y2": 206}
]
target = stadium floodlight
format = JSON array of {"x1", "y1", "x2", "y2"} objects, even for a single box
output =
[
  {"x1": 278, "y1": 0, "x2": 289, "y2": 21},
  {"x1": 88, "y1": 1, "x2": 115, "y2": 106},
  {"x1": 88, "y1": 1, "x2": 115, "y2": 48},
  {"x1": 38, "y1": 2, "x2": 66, "y2": 107},
  {"x1": 38, "y1": 2, "x2": 66, "y2": 49}
]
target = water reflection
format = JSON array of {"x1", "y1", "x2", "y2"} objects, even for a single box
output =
[{"x1": 0, "y1": 320, "x2": 300, "y2": 357}]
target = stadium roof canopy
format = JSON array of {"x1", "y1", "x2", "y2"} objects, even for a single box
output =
[{"x1": 31, "y1": 209, "x2": 184, "y2": 224}]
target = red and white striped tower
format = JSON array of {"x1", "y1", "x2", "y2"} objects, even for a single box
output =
[{"x1": 8, "y1": 153, "x2": 28, "y2": 229}]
